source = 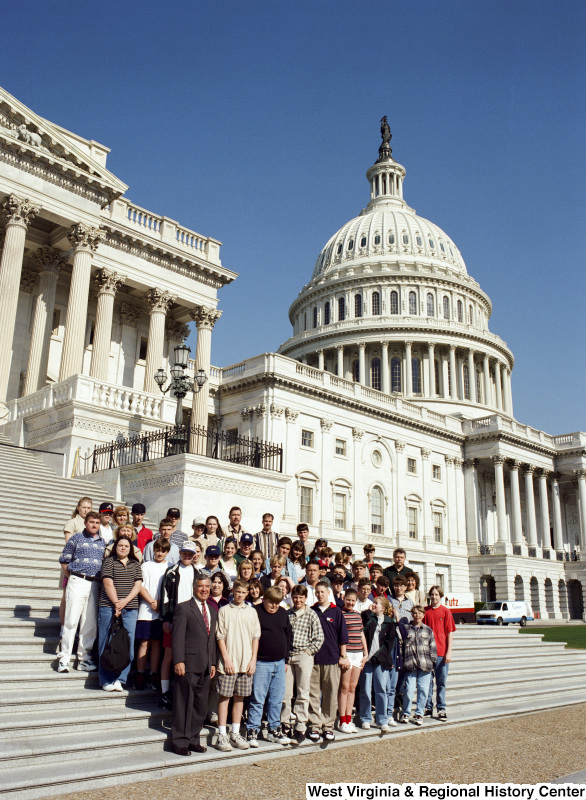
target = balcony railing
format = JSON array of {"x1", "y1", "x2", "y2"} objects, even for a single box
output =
[{"x1": 89, "y1": 425, "x2": 283, "y2": 474}]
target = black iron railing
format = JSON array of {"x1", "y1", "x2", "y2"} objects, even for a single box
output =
[{"x1": 91, "y1": 425, "x2": 283, "y2": 474}]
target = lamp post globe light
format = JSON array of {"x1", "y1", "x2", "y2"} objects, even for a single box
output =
[{"x1": 154, "y1": 344, "x2": 207, "y2": 454}]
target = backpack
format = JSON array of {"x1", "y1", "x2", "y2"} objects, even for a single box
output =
[{"x1": 100, "y1": 615, "x2": 131, "y2": 673}]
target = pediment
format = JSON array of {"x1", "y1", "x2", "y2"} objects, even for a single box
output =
[{"x1": 0, "y1": 86, "x2": 127, "y2": 199}]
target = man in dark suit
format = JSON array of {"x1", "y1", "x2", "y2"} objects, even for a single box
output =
[{"x1": 171, "y1": 574, "x2": 217, "y2": 755}]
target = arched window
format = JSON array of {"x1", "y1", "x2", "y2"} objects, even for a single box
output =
[
  {"x1": 338, "y1": 297, "x2": 345, "y2": 322},
  {"x1": 435, "y1": 359, "x2": 441, "y2": 395},
  {"x1": 427, "y1": 293, "x2": 434, "y2": 317},
  {"x1": 391, "y1": 357, "x2": 401, "y2": 392},
  {"x1": 476, "y1": 371, "x2": 482, "y2": 403},
  {"x1": 354, "y1": 294, "x2": 362, "y2": 318},
  {"x1": 352, "y1": 360, "x2": 360, "y2": 383},
  {"x1": 324, "y1": 301, "x2": 330, "y2": 325},
  {"x1": 371, "y1": 486, "x2": 383, "y2": 535},
  {"x1": 408, "y1": 291, "x2": 417, "y2": 315},
  {"x1": 457, "y1": 300, "x2": 463, "y2": 322},
  {"x1": 390, "y1": 290, "x2": 399, "y2": 315},
  {"x1": 360, "y1": 236, "x2": 367, "y2": 247},
  {"x1": 371, "y1": 358, "x2": 381, "y2": 391},
  {"x1": 372, "y1": 291, "x2": 380, "y2": 315},
  {"x1": 303, "y1": 312, "x2": 307, "y2": 332},
  {"x1": 412, "y1": 357, "x2": 421, "y2": 394},
  {"x1": 374, "y1": 234, "x2": 381, "y2": 245},
  {"x1": 463, "y1": 364, "x2": 470, "y2": 399},
  {"x1": 388, "y1": 233, "x2": 395, "y2": 245},
  {"x1": 313, "y1": 306, "x2": 318, "y2": 328},
  {"x1": 443, "y1": 296, "x2": 450, "y2": 320}
]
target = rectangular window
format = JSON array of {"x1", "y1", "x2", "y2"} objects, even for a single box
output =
[
  {"x1": 334, "y1": 493, "x2": 346, "y2": 530},
  {"x1": 435, "y1": 572, "x2": 445, "y2": 591},
  {"x1": 51, "y1": 309, "x2": 61, "y2": 337},
  {"x1": 300, "y1": 486, "x2": 313, "y2": 524},
  {"x1": 433, "y1": 512, "x2": 443, "y2": 543},
  {"x1": 407, "y1": 457, "x2": 417, "y2": 475},
  {"x1": 139, "y1": 337, "x2": 148, "y2": 361},
  {"x1": 335, "y1": 438, "x2": 347, "y2": 457},
  {"x1": 408, "y1": 507, "x2": 418, "y2": 539},
  {"x1": 225, "y1": 428, "x2": 238, "y2": 445},
  {"x1": 88, "y1": 320, "x2": 95, "y2": 347},
  {"x1": 301, "y1": 429, "x2": 314, "y2": 448},
  {"x1": 432, "y1": 465, "x2": 441, "y2": 481}
]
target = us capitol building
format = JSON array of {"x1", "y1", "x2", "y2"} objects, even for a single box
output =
[{"x1": 0, "y1": 88, "x2": 584, "y2": 619}]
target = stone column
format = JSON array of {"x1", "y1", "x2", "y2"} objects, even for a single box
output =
[
  {"x1": 468, "y1": 349, "x2": 476, "y2": 402},
  {"x1": 59, "y1": 224, "x2": 104, "y2": 381},
  {"x1": 117, "y1": 304, "x2": 141, "y2": 386},
  {"x1": 405, "y1": 340, "x2": 413, "y2": 397},
  {"x1": 449, "y1": 345, "x2": 457, "y2": 399},
  {"x1": 381, "y1": 341, "x2": 389, "y2": 393},
  {"x1": 358, "y1": 342, "x2": 366, "y2": 385},
  {"x1": 143, "y1": 288, "x2": 175, "y2": 394},
  {"x1": 318, "y1": 349, "x2": 324, "y2": 371},
  {"x1": 189, "y1": 306, "x2": 222, "y2": 450},
  {"x1": 500, "y1": 364, "x2": 509, "y2": 414},
  {"x1": 494, "y1": 361, "x2": 503, "y2": 410},
  {"x1": 550, "y1": 473, "x2": 564, "y2": 553},
  {"x1": 537, "y1": 469, "x2": 551, "y2": 550},
  {"x1": 576, "y1": 470, "x2": 586, "y2": 551},
  {"x1": 523, "y1": 465, "x2": 538, "y2": 549},
  {"x1": 492, "y1": 455, "x2": 509, "y2": 545},
  {"x1": 427, "y1": 342, "x2": 435, "y2": 398},
  {"x1": 89, "y1": 268, "x2": 125, "y2": 382},
  {"x1": 463, "y1": 459, "x2": 479, "y2": 547},
  {"x1": 24, "y1": 246, "x2": 66, "y2": 395},
  {"x1": 336, "y1": 344, "x2": 344, "y2": 378},
  {"x1": 483, "y1": 353, "x2": 491, "y2": 407},
  {"x1": 442, "y1": 351, "x2": 450, "y2": 398},
  {"x1": 506, "y1": 369, "x2": 514, "y2": 417},
  {"x1": 508, "y1": 460, "x2": 524, "y2": 547},
  {"x1": 0, "y1": 196, "x2": 39, "y2": 407}
]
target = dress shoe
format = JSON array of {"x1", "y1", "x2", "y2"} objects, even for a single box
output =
[
  {"x1": 171, "y1": 744, "x2": 190, "y2": 756},
  {"x1": 189, "y1": 744, "x2": 207, "y2": 753}
]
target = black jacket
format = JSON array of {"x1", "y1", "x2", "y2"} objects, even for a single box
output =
[
  {"x1": 361, "y1": 610, "x2": 397, "y2": 669},
  {"x1": 172, "y1": 598, "x2": 218, "y2": 673}
]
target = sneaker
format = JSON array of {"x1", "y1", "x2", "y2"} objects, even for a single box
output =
[
  {"x1": 281, "y1": 723, "x2": 292, "y2": 738},
  {"x1": 412, "y1": 714, "x2": 423, "y2": 726},
  {"x1": 216, "y1": 733, "x2": 232, "y2": 752},
  {"x1": 380, "y1": 724, "x2": 391, "y2": 733},
  {"x1": 246, "y1": 729, "x2": 259, "y2": 748},
  {"x1": 323, "y1": 729, "x2": 335, "y2": 742},
  {"x1": 360, "y1": 721, "x2": 371, "y2": 729},
  {"x1": 57, "y1": 659, "x2": 70, "y2": 673},
  {"x1": 113, "y1": 680, "x2": 125, "y2": 692},
  {"x1": 437, "y1": 710, "x2": 447, "y2": 722},
  {"x1": 399, "y1": 714, "x2": 409, "y2": 724},
  {"x1": 208, "y1": 711, "x2": 219, "y2": 725},
  {"x1": 338, "y1": 722, "x2": 352, "y2": 734},
  {"x1": 230, "y1": 731, "x2": 249, "y2": 750},
  {"x1": 267, "y1": 727, "x2": 290, "y2": 745},
  {"x1": 102, "y1": 683, "x2": 116, "y2": 692},
  {"x1": 386, "y1": 716, "x2": 398, "y2": 727},
  {"x1": 159, "y1": 691, "x2": 173, "y2": 710},
  {"x1": 307, "y1": 728, "x2": 321, "y2": 742},
  {"x1": 134, "y1": 673, "x2": 146, "y2": 690},
  {"x1": 77, "y1": 658, "x2": 97, "y2": 672},
  {"x1": 291, "y1": 730, "x2": 305, "y2": 745},
  {"x1": 424, "y1": 708, "x2": 433, "y2": 717},
  {"x1": 348, "y1": 721, "x2": 358, "y2": 733}
]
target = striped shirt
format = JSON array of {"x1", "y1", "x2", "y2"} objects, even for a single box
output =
[
  {"x1": 99, "y1": 556, "x2": 143, "y2": 609},
  {"x1": 342, "y1": 610, "x2": 364, "y2": 653},
  {"x1": 59, "y1": 530, "x2": 106, "y2": 578}
]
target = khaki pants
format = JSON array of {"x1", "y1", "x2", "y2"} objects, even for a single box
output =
[
  {"x1": 308, "y1": 662, "x2": 341, "y2": 731},
  {"x1": 281, "y1": 651, "x2": 314, "y2": 730}
]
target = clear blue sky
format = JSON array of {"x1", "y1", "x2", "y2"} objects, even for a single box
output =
[{"x1": 1, "y1": 1, "x2": 584, "y2": 434}]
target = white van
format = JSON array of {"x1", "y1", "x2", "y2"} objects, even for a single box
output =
[{"x1": 476, "y1": 600, "x2": 534, "y2": 626}]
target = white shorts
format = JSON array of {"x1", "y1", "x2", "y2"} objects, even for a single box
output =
[{"x1": 347, "y1": 651, "x2": 364, "y2": 669}]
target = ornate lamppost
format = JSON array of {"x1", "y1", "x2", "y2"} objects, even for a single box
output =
[{"x1": 154, "y1": 343, "x2": 207, "y2": 454}]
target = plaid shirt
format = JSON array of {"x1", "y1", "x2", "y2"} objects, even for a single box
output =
[
  {"x1": 401, "y1": 622, "x2": 437, "y2": 673},
  {"x1": 288, "y1": 606, "x2": 324, "y2": 657}
]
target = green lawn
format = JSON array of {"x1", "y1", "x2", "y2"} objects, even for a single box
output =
[{"x1": 519, "y1": 625, "x2": 586, "y2": 649}]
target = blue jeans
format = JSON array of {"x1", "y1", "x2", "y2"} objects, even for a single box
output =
[
  {"x1": 402, "y1": 669, "x2": 432, "y2": 717},
  {"x1": 248, "y1": 659, "x2": 286, "y2": 731},
  {"x1": 386, "y1": 666, "x2": 399, "y2": 719},
  {"x1": 98, "y1": 606, "x2": 138, "y2": 687},
  {"x1": 425, "y1": 656, "x2": 449, "y2": 711},
  {"x1": 359, "y1": 662, "x2": 390, "y2": 726}
]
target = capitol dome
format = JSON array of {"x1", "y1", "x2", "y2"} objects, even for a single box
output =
[{"x1": 279, "y1": 120, "x2": 515, "y2": 419}]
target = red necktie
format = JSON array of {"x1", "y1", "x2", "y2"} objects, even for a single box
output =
[{"x1": 201, "y1": 601, "x2": 210, "y2": 635}]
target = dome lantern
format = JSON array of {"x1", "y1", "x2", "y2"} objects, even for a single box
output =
[{"x1": 366, "y1": 116, "x2": 406, "y2": 207}]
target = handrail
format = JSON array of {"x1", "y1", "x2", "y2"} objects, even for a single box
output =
[{"x1": 0, "y1": 441, "x2": 65, "y2": 458}]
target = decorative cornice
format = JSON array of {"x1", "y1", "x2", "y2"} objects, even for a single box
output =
[
  {"x1": 1, "y1": 194, "x2": 39, "y2": 226},
  {"x1": 34, "y1": 245, "x2": 67, "y2": 274},
  {"x1": 93, "y1": 267, "x2": 125, "y2": 296},
  {"x1": 119, "y1": 303, "x2": 141, "y2": 327},
  {"x1": 189, "y1": 305, "x2": 222, "y2": 330},
  {"x1": 143, "y1": 287, "x2": 176, "y2": 315},
  {"x1": 67, "y1": 223, "x2": 104, "y2": 253},
  {"x1": 19, "y1": 268, "x2": 38, "y2": 293}
]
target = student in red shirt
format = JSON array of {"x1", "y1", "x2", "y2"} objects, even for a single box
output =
[
  {"x1": 132, "y1": 504, "x2": 153, "y2": 552},
  {"x1": 423, "y1": 585, "x2": 455, "y2": 721}
]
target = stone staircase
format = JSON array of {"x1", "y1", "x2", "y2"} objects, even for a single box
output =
[{"x1": 1, "y1": 436, "x2": 586, "y2": 799}]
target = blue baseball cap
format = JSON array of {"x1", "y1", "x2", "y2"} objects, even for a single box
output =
[{"x1": 206, "y1": 545, "x2": 221, "y2": 557}]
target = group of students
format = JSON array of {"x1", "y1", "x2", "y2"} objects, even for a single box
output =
[{"x1": 57, "y1": 497, "x2": 456, "y2": 753}]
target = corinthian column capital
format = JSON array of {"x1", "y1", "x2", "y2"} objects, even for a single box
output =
[
  {"x1": 93, "y1": 267, "x2": 125, "y2": 296},
  {"x1": 1, "y1": 195, "x2": 40, "y2": 227},
  {"x1": 143, "y1": 287, "x2": 176, "y2": 315},
  {"x1": 166, "y1": 319, "x2": 190, "y2": 342},
  {"x1": 34, "y1": 245, "x2": 67, "y2": 275},
  {"x1": 190, "y1": 305, "x2": 222, "y2": 329},
  {"x1": 67, "y1": 223, "x2": 104, "y2": 253},
  {"x1": 19, "y1": 268, "x2": 38, "y2": 293}
]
